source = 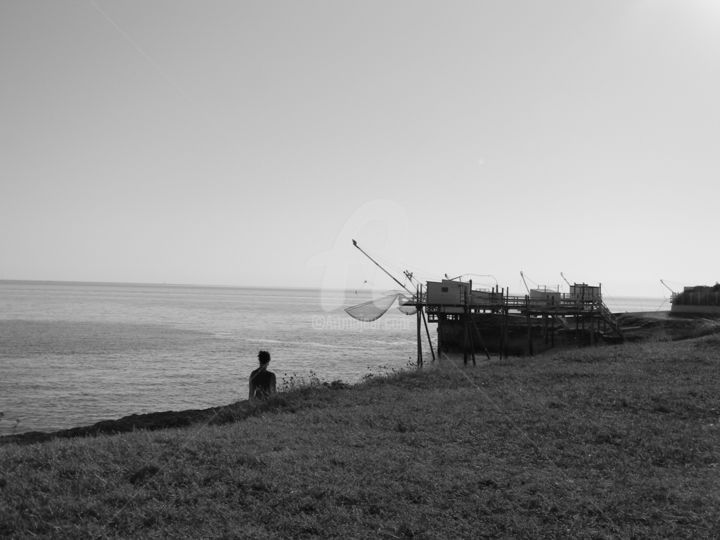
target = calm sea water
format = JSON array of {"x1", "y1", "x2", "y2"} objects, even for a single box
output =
[
  {"x1": 0, "y1": 281, "x2": 420, "y2": 436},
  {"x1": 0, "y1": 281, "x2": 667, "y2": 436}
]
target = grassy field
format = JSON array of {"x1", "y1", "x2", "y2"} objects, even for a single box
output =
[{"x1": 2, "y1": 336, "x2": 720, "y2": 538}]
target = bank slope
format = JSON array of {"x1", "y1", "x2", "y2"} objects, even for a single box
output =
[{"x1": 2, "y1": 337, "x2": 720, "y2": 538}]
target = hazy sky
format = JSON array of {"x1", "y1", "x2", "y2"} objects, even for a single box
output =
[{"x1": 2, "y1": 1, "x2": 719, "y2": 297}]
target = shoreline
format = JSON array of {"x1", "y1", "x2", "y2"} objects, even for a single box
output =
[
  {"x1": 0, "y1": 399, "x2": 276, "y2": 446},
  {"x1": 0, "y1": 405, "x2": 231, "y2": 446},
  {"x1": 0, "y1": 381, "x2": 350, "y2": 446},
  {"x1": 4, "y1": 312, "x2": 719, "y2": 444},
  {"x1": 2, "y1": 334, "x2": 719, "y2": 537}
]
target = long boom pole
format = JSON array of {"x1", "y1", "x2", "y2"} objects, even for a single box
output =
[
  {"x1": 352, "y1": 239, "x2": 436, "y2": 364},
  {"x1": 660, "y1": 279, "x2": 676, "y2": 295},
  {"x1": 520, "y1": 271, "x2": 531, "y2": 294},
  {"x1": 352, "y1": 239, "x2": 413, "y2": 296}
]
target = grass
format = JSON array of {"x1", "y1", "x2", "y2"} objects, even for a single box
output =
[{"x1": 2, "y1": 337, "x2": 720, "y2": 538}]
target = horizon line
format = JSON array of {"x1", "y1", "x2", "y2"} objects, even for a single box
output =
[{"x1": 0, "y1": 278, "x2": 668, "y2": 298}]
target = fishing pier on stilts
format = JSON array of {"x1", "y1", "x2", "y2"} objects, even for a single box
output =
[
  {"x1": 347, "y1": 239, "x2": 623, "y2": 366},
  {"x1": 424, "y1": 279, "x2": 623, "y2": 364}
]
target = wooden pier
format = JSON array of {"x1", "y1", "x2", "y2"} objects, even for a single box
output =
[
  {"x1": 348, "y1": 240, "x2": 623, "y2": 366},
  {"x1": 420, "y1": 279, "x2": 623, "y2": 362}
]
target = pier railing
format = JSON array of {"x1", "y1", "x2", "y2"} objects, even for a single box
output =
[
  {"x1": 422, "y1": 291, "x2": 623, "y2": 340},
  {"x1": 423, "y1": 292, "x2": 612, "y2": 315}
]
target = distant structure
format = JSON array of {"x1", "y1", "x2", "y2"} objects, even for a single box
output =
[
  {"x1": 670, "y1": 284, "x2": 720, "y2": 316},
  {"x1": 423, "y1": 278, "x2": 623, "y2": 363},
  {"x1": 347, "y1": 239, "x2": 623, "y2": 366}
]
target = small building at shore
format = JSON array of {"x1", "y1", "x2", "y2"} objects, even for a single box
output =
[{"x1": 671, "y1": 284, "x2": 720, "y2": 315}]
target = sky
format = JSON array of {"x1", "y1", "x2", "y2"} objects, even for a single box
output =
[{"x1": 1, "y1": 1, "x2": 719, "y2": 298}]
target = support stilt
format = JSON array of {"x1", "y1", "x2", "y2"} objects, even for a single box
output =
[{"x1": 416, "y1": 286, "x2": 423, "y2": 367}]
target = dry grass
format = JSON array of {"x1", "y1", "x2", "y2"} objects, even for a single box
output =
[{"x1": 1, "y1": 337, "x2": 720, "y2": 538}]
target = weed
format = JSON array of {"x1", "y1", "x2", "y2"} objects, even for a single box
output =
[{"x1": 279, "y1": 370, "x2": 323, "y2": 392}]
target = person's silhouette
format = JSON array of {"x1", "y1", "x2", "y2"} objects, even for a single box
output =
[{"x1": 249, "y1": 350, "x2": 276, "y2": 399}]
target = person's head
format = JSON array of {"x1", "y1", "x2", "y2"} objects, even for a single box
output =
[{"x1": 258, "y1": 350, "x2": 271, "y2": 366}]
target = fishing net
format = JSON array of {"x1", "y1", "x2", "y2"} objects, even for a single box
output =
[
  {"x1": 345, "y1": 294, "x2": 399, "y2": 322},
  {"x1": 397, "y1": 295, "x2": 417, "y2": 315},
  {"x1": 345, "y1": 293, "x2": 418, "y2": 322}
]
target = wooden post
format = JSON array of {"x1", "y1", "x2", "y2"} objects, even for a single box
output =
[
  {"x1": 416, "y1": 285, "x2": 423, "y2": 367},
  {"x1": 420, "y1": 284, "x2": 436, "y2": 363},
  {"x1": 462, "y1": 282, "x2": 468, "y2": 365},
  {"x1": 498, "y1": 287, "x2": 504, "y2": 359},
  {"x1": 502, "y1": 307, "x2": 508, "y2": 359},
  {"x1": 526, "y1": 291, "x2": 534, "y2": 356},
  {"x1": 503, "y1": 288, "x2": 509, "y2": 358},
  {"x1": 469, "y1": 280, "x2": 476, "y2": 366},
  {"x1": 463, "y1": 314, "x2": 469, "y2": 366},
  {"x1": 437, "y1": 314, "x2": 444, "y2": 358}
]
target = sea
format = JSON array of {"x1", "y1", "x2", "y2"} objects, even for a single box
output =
[{"x1": 0, "y1": 281, "x2": 667, "y2": 436}]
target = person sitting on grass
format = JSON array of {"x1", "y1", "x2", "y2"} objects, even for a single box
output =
[{"x1": 249, "y1": 350, "x2": 276, "y2": 399}]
